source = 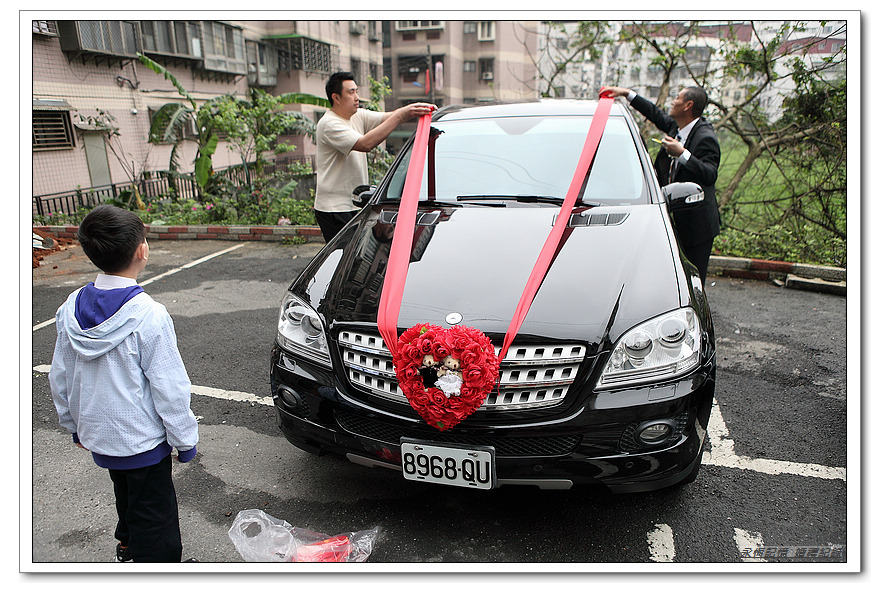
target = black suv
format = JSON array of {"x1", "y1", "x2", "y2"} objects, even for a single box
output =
[{"x1": 270, "y1": 99, "x2": 716, "y2": 493}]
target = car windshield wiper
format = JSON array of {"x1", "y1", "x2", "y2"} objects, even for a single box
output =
[{"x1": 457, "y1": 195, "x2": 603, "y2": 207}]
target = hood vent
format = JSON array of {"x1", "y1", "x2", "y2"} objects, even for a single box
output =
[
  {"x1": 554, "y1": 212, "x2": 630, "y2": 227},
  {"x1": 379, "y1": 210, "x2": 442, "y2": 226}
]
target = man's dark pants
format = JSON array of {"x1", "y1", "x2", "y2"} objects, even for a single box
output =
[
  {"x1": 315, "y1": 210, "x2": 358, "y2": 243},
  {"x1": 109, "y1": 455, "x2": 182, "y2": 562},
  {"x1": 682, "y1": 238, "x2": 714, "y2": 286}
]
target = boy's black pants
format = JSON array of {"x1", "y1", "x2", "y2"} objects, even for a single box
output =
[{"x1": 108, "y1": 455, "x2": 182, "y2": 562}]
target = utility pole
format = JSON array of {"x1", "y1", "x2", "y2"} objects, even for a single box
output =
[{"x1": 427, "y1": 44, "x2": 434, "y2": 104}]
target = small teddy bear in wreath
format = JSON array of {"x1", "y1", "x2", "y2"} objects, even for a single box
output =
[{"x1": 435, "y1": 356, "x2": 464, "y2": 397}]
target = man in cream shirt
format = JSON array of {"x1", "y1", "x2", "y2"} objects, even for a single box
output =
[{"x1": 315, "y1": 71, "x2": 435, "y2": 242}]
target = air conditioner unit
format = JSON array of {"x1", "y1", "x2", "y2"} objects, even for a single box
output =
[
  {"x1": 350, "y1": 22, "x2": 366, "y2": 35},
  {"x1": 481, "y1": 72, "x2": 494, "y2": 80}
]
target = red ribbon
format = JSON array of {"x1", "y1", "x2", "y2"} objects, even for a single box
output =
[
  {"x1": 497, "y1": 95, "x2": 614, "y2": 360},
  {"x1": 377, "y1": 114, "x2": 433, "y2": 355},
  {"x1": 378, "y1": 96, "x2": 615, "y2": 360}
]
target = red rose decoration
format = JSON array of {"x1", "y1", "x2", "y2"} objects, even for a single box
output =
[{"x1": 393, "y1": 323, "x2": 501, "y2": 431}]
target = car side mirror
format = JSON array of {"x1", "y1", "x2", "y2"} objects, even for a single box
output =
[
  {"x1": 352, "y1": 185, "x2": 376, "y2": 208},
  {"x1": 662, "y1": 182, "x2": 705, "y2": 211}
]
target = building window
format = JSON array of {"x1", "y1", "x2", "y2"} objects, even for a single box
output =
[
  {"x1": 479, "y1": 58, "x2": 495, "y2": 82},
  {"x1": 32, "y1": 20, "x2": 58, "y2": 36},
  {"x1": 463, "y1": 22, "x2": 477, "y2": 34},
  {"x1": 33, "y1": 110, "x2": 75, "y2": 151},
  {"x1": 200, "y1": 21, "x2": 246, "y2": 74},
  {"x1": 463, "y1": 61, "x2": 476, "y2": 72},
  {"x1": 396, "y1": 21, "x2": 444, "y2": 31},
  {"x1": 368, "y1": 21, "x2": 380, "y2": 41},
  {"x1": 141, "y1": 21, "x2": 201, "y2": 58},
  {"x1": 477, "y1": 21, "x2": 495, "y2": 41},
  {"x1": 60, "y1": 20, "x2": 139, "y2": 56},
  {"x1": 351, "y1": 58, "x2": 365, "y2": 88},
  {"x1": 276, "y1": 36, "x2": 335, "y2": 74}
]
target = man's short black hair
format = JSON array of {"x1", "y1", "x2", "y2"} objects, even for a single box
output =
[
  {"x1": 683, "y1": 86, "x2": 709, "y2": 118},
  {"x1": 326, "y1": 71, "x2": 355, "y2": 104},
  {"x1": 77, "y1": 204, "x2": 147, "y2": 274}
]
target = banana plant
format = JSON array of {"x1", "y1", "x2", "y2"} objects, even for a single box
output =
[
  {"x1": 138, "y1": 53, "x2": 220, "y2": 190},
  {"x1": 137, "y1": 54, "x2": 329, "y2": 192}
]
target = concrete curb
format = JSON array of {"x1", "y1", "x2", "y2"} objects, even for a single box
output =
[
  {"x1": 33, "y1": 223, "x2": 325, "y2": 244},
  {"x1": 33, "y1": 225, "x2": 846, "y2": 296},
  {"x1": 708, "y1": 255, "x2": 846, "y2": 295}
]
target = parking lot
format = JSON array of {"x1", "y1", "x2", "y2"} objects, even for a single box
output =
[{"x1": 27, "y1": 239, "x2": 851, "y2": 569}]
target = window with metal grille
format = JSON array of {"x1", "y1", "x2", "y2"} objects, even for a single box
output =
[
  {"x1": 479, "y1": 58, "x2": 495, "y2": 81},
  {"x1": 76, "y1": 21, "x2": 138, "y2": 54},
  {"x1": 201, "y1": 21, "x2": 246, "y2": 74},
  {"x1": 395, "y1": 21, "x2": 444, "y2": 31},
  {"x1": 32, "y1": 20, "x2": 58, "y2": 36},
  {"x1": 141, "y1": 21, "x2": 201, "y2": 58},
  {"x1": 33, "y1": 111, "x2": 75, "y2": 151},
  {"x1": 294, "y1": 37, "x2": 333, "y2": 73}
]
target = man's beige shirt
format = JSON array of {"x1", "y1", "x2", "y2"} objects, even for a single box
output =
[{"x1": 315, "y1": 108, "x2": 384, "y2": 212}]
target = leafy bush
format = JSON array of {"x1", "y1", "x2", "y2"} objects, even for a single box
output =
[
  {"x1": 138, "y1": 190, "x2": 316, "y2": 227},
  {"x1": 714, "y1": 224, "x2": 846, "y2": 268}
]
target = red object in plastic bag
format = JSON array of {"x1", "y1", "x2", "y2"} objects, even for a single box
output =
[{"x1": 294, "y1": 535, "x2": 352, "y2": 562}]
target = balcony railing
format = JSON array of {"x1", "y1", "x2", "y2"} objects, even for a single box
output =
[{"x1": 32, "y1": 156, "x2": 316, "y2": 218}]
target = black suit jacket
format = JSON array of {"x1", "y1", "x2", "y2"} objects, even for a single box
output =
[{"x1": 630, "y1": 94, "x2": 721, "y2": 247}]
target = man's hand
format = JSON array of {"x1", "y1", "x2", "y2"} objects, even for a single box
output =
[
  {"x1": 661, "y1": 135, "x2": 685, "y2": 157},
  {"x1": 599, "y1": 86, "x2": 632, "y2": 99},
  {"x1": 396, "y1": 102, "x2": 436, "y2": 121}
]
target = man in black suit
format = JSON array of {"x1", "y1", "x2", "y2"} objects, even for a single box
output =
[{"x1": 601, "y1": 85, "x2": 721, "y2": 284}]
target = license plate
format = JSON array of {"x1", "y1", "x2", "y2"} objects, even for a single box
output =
[{"x1": 400, "y1": 439, "x2": 496, "y2": 490}]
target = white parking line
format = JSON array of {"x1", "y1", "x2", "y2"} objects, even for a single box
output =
[
  {"x1": 703, "y1": 399, "x2": 846, "y2": 481},
  {"x1": 32, "y1": 365, "x2": 273, "y2": 407},
  {"x1": 734, "y1": 528, "x2": 767, "y2": 563},
  {"x1": 32, "y1": 367, "x2": 846, "y2": 484},
  {"x1": 647, "y1": 523, "x2": 676, "y2": 562},
  {"x1": 31, "y1": 243, "x2": 246, "y2": 332},
  {"x1": 189, "y1": 384, "x2": 273, "y2": 407}
]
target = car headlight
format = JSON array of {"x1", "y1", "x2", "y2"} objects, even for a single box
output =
[
  {"x1": 276, "y1": 293, "x2": 332, "y2": 368},
  {"x1": 596, "y1": 308, "x2": 701, "y2": 389}
]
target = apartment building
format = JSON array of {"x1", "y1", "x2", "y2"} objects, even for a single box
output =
[
  {"x1": 381, "y1": 19, "x2": 540, "y2": 151},
  {"x1": 30, "y1": 19, "x2": 385, "y2": 200},
  {"x1": 31, "y1": 18, "x2": 546, "y2": 202}
]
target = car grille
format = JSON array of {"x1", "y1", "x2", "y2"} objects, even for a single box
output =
[
  {"x1": 335, "y1": 409, "x2": 581, "y2": 457},
  {"x1": 338, "y1": 329, "x2": 586, "y2": 411}
]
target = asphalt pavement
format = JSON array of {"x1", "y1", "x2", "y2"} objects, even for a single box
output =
[{"x1": 25, "y1": 239, "x2": 852, "y2": 572}]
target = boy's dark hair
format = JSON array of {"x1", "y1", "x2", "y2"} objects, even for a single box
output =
[
  {"x1": 77, "y1": 204, "x2": 147, "y2": 274},
  {"x1": 683, "y1": 86, "x2": 709, "y2": 118},
  {"x1": 326, "y1": 71, "x2": 355, "y2": 105}
]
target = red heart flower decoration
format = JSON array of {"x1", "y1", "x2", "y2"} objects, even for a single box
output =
[{"x1": 393, "y1": 323, "x2": 500, "y2": 431}]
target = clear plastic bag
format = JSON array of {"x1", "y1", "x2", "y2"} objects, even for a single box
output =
[{"x1": 228, "y1": 509, "x2": 379, "y2": 563}]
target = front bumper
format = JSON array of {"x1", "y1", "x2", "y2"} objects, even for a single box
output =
[{"x1": 270, "y1": 345, "x2": 715, "y2": 494}]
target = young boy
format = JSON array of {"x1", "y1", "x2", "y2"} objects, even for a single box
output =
[{"x1": 49, "y1": 204, "x2": 199, "y2": 563}]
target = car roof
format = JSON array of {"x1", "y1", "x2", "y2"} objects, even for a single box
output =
[{"x1": 433, "y1": 98, "x2": 626, "y2": 121}]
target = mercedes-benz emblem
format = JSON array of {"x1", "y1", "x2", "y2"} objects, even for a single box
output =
[{"x1": 445, "y1": 312, "x2": 463, "y2": 325}]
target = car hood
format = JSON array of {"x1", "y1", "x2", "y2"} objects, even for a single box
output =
[{"x1": 295, "y1": 204, "x2": 684, "y2": 350}]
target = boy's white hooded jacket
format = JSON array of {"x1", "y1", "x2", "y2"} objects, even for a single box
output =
[{"x1": 50, "y1": 282, "x2": 198, "y2": 469}]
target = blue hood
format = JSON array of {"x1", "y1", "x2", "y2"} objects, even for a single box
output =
[{"x1": 57, "y1": 287, "x2": 152, "y2": 361}]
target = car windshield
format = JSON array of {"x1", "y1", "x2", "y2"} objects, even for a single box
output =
[{"x1": 382, "y1": 115, "x2": 647, "y2": 205}]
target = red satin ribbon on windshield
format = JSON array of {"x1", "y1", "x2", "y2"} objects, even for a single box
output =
[
  {"x1": 377, "y1": 114, "x2": 433, "y2": 355},
  {"x1": 377, "y1": 95, "x2": 615, "y2": 360},
  {"x1": 497, "y1": 95, "x2": 614, "y2": 360}
]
